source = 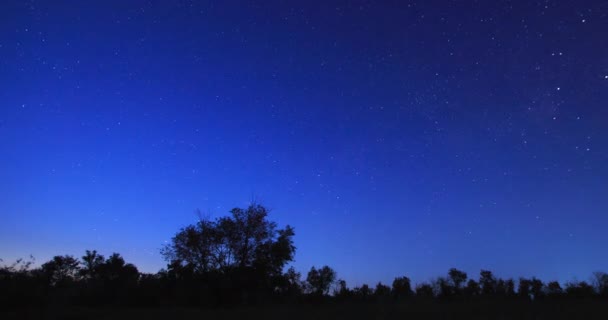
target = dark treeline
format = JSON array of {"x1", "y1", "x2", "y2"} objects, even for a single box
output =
[{"x1": 2, "y1": 204, "x2": 608, "y2": 311}]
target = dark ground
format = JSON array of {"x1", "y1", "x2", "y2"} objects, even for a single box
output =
[{"x1": 3, "y1": 301, "x2": 608, "y2": 320}]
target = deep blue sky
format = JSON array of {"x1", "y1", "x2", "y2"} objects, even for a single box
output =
[{"x1": 1, "y1": 1, "x2": 607, "y2": 286}]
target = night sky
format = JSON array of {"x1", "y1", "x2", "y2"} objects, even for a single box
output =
[{"x1": 1, "y1": 1, "x2": 608, "y2": 286}]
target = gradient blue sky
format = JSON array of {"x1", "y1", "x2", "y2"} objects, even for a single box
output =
[{"x1": 1, "y1": 1, "x2": 607, "y2": 286}]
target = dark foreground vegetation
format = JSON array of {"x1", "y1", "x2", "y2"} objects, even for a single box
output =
[{"x1": 2, "y1": 204, "x2": 607, "y2": 319}]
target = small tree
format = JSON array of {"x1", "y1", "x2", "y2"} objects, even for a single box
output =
[
  {"x1": 354, "y1": 284, "x2": 373, "y2": 300},
  {"x1": 306, "y1": 265, "x2": 336, "y2": 295},
  {"x1": 391, "y1": 276, "x2": 413, "y2": 299},
  {"x1": 282, "y1": 266, "x2": 304, "y2": 296},
  {"x1": 415, "y1": 283, "x2": 434, "y2": 298},
  {"x1": 505, "y1": 279, "x2": 516, "y2": 296},
  {"x1": 530, "y1": 278, "x2": 544, "y2": 300},
  {"x1": 433, "y1": 277, "x2": 453, "y2": 298},
  {"x1": 98, "y1": 253, "x2": 139, "y2": 284},
  {"x1": 41, "y1": 255, "x2": 80, "y2": 286},
  {"x1": 335, "y1": 279, "x2": 351, "y2": 298},
  {"x1": 374, "y1": 282, "x2": 391, "y2": 300},
  {"x1": 479, "y1": 270, "x2": 497, "y2": 295},
  {"x1": 518, "y1": 278, "x2": 532, "y2": 300},
  {"x1": 80, "y1": 250, "x2": 105, "y2": 280},
  {"x1": 448, "y1": 268, "x2": 468, "y2": 291},
  {"x1": 565, "y1": 281, "x2": 595, "y2": 298},
  {"x1": 546, "y1": 281, "x2": 563, "y2": 297},
  {"x1": 592, "y1": 271, "x2": 608, "y2": 296},
  {"x1": 464, "y1": 279, "x2": 480, "y2": 296}
]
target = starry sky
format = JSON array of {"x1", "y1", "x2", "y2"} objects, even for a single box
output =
[{"x1": 1, "y1": 1, "x2": 608, "y2": 286}]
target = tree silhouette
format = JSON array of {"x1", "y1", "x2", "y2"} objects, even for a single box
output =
[
  {"x1": 98, "y1": 253, "x2": 139, "y2": 283},
  {"x1": 530, "y1": 278, "x2": 545, "y2": 300},
  {"x1": 374, "y1": 282, "x2": 391, "y2": 301},
  {"x1": 353, "y1": 284, "x2": 373, "y2": 300},
  {"x1": 2, "y1": 253, "x2": 608, "y2": 317},
  {"x1": 592, "y1": 271, "x2": 608, "y2": 296},
  {"x1": 159, "y1": 204, "x2": 296, "y2": 305},
  {"x1": 565, "y1": 281, "x2": 595, "y2": 298},
  {"x1": 499, "y1": 279, "x2": 515, "y2": 297},
  {"x1": 80, "y1": 250, "x2": 104, "y2": 280},
  {"x1": 464, "y1": 279, "x2": 480, "y2": 296},
  {"x1": 3, "y1": 203, "x2": 608, "y2": 316},
  {"x1": 391, "y1": 276, "x2": 412, "y2": 299},
  {"x1": 306, "y1": 266, "x2": 336, "y2": 295},
  {"x1": 161, "y1": 204, "x2": 295, "y2": 278},
  {"x1": 547, "y1": 281, "x2": 563, "y2": 297},
  {"x1": 41, "y1": 255, "x2": 80, "y2": 286},
  {"x1": 335, "y1": 279, "x2": 351, "y2": 299},
  {"x1": 282, "y1": 266, "x2": 304, "y2": 296},
  {"x1": 415, "y1": 283, "x2": 434, "y2": 298},
  {"x1": 433, "y1": 277, "x2": 453, "y2": 298},
  {"x1": 479, "y1": 270, "x2": 497, "y2": 296},
  {"x1": 518, "y1": 278, "x2": 532, "y2": 300},
  {"x1": 448, "y1": 268, "x2": 467, "y2": 291}
]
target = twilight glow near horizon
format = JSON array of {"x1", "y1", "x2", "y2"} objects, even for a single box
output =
[{"x1": 1, "y1": 1, "x2": 607, "y2": 286}]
